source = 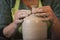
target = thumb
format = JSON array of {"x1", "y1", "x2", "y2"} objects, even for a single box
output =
[{"x1": 31, "y1": 6, "x2": 37, "y2": 14}]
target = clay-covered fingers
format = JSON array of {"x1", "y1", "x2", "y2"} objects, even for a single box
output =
[
  {"x1": 35, "y1": 13, "x2": 50, "y2": 21},
  {"x1": 31, "y1": 6, "x2": 54, "y2": 21},
  {"x1": 14, "y1": 10, "x2": 31, "y2": 19},
  {"x1": 13, "y1": 10, "x2": 31, "y2": 24},
  {"x1": 34, "y1": 13, "x2": 49, "y2": 18},
  {"x1": 14, "y1": 19, "x2": 24, "y2": 24},
  {"x1": 32, "y1": 7, "x2": 43, "y2": 14},
  {"x1": 32, "y1": 6, "x2": 54, "y2": 14}
]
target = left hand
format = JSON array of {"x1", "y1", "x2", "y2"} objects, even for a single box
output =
[
  {"x1": 32, "y1": 6, "x2": 60, "y2": 39},
  {"x1": 32, "y1": 6, "x2": 59, "y2": 24}
]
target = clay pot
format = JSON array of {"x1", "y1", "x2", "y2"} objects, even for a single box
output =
[{"x1": 22, "y1": 14, "x2": 50, "y2": 40}]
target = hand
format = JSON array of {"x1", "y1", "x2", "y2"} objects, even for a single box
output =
[
  {"x1": 32, "y1": 6, "x2": 59, "y2": 24},
  {"x1": 32, "y1": 6, "x2": 60, "y2": 39},
  {"x1": 13, "y1": 10, "x2": 31, "y2": 24}
]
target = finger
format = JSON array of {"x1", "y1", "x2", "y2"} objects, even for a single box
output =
[
  {"x1": 42, "y1": 6, "x2": 55, "y2": 16},
  {"x1": 32, "y1": 6, "x2": 53, "y2": 14},
  {"x1": 18, "y1": 10, "x2": 31, "y2": 17},
  {"x1": 14, "y1": 19, "x2": 24, "y2": 24},
  {"x1": 32, "y1": 6, "x2": 48, "y2": 14},
  {"x1": 19, "y1": 10, "x2": 31, "y2": 15},
  {"x1": 40, "y1": 17, "x2": 50, "y2": 22},
  {"x1": 32, "y1": 7, "x2": 43, "y2": 14},
  {"x1": 34, "y1": 13, "x2": 49, "y2": 18},
  {"x1": 19, "y1": 15, "x2": 26, "y2": 19},
  {"x1": 17, "y1": 19, "x2": 24, "y2": 23}
]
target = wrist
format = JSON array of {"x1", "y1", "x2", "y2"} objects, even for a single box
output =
[
  {"x1": 52, "y1": 17, "x2": 60, "y2": 26},
  {"x1": 12, "y1": 20, "x2": 22, "y2": 27},
  {"x1": 12, "y1": 21, "x2": 18, "y2": 26}
]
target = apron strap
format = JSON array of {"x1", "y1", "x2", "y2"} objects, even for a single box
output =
[{"x1": 11, "y1": 0, "x2": 20, "y2": 19}]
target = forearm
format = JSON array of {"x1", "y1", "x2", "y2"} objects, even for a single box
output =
[
  {"x1": 3, "y1": 22, "x2": 18, "y2": 38},
  {"x1": 52, "y1": 18, "x2": 60, "y2": 32},
  {"x1": 52, "y1": 18, "x2": 60, "y2": 39}
]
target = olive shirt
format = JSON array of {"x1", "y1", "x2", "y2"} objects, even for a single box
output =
[{"x1": 0, "y1": 0, "x2": 60, "y2": 40}]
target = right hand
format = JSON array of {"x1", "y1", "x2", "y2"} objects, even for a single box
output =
[{"x1": 13, "y1": 10, "x2": 31, "y2": 24}]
